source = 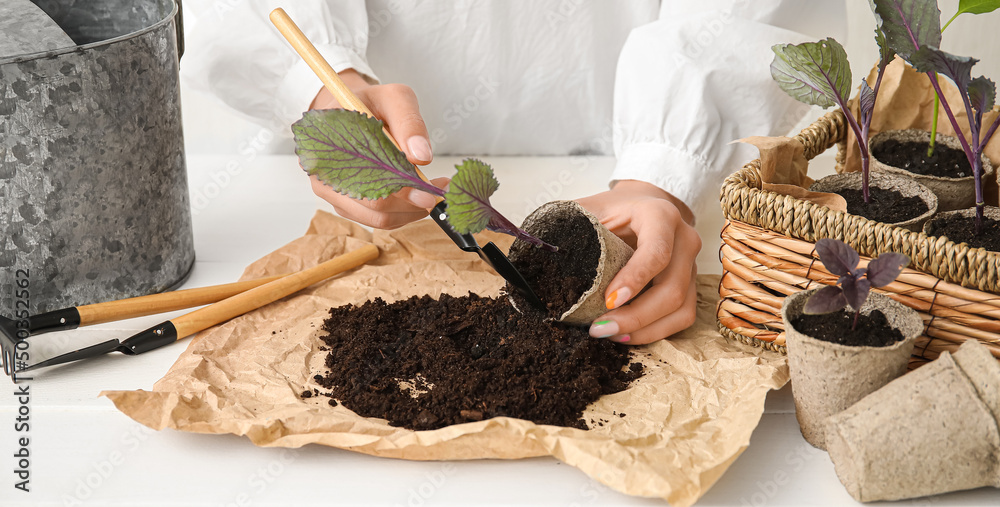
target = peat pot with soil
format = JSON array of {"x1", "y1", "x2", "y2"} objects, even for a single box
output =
[
  {"x1": 506, "y1": 200, "x2": 634, "y2": 324},
  {"x1": 870, "y1": 129, "x2": 996, "y2": 212},
  {"x1": 780, "y1": 240, "x2": 922, "y2": 450}
]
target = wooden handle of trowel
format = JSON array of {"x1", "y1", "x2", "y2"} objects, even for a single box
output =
[
  {"x1": 168, "y1": 244, "x2": 379, "y2": 339},
  {"x1": 269, "y1": 8, "x2": 439, "y2": 191},
  {"x1": 73, "y1": 275, "x2": 284, "y2": 326}
]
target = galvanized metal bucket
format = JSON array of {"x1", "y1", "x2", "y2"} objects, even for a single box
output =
[{"x1": 0, "y1": 0, "x2": 194, "y2": 314}]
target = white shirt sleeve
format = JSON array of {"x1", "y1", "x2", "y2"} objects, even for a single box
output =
[
  {"x1": 181, "y1": 0, "x2": 376, "y2": 129},
  {"x1": 611, "y1": 0, "x2": 847, "y2": 211}
]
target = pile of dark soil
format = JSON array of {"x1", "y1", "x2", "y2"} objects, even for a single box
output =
[
  {"x1": 836, "y1": 187, "x2": 928, "y2": 224},
  {"x1": 507, "y1": 211, "x2": 600, "y2": 318},
  {"x1": 791, "y1": 309, "x2": 904, "y2": 347},
  {"x1": 310, "y1": 293, "x2": 643, "y2": 431},
  {"x1": 930, "y1": 214, "x2": 1000, "y2": 252},
  {"x1": 873, "y1": 139, "x2": 972, "y2": 178}
]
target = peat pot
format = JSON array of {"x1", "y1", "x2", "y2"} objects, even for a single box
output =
[
  {"x1": 781, "y1": 289, "x2": 921, "y2": 450},
  {"x1": 826, "y1": 340, "x2": 1000, "y2": 502},
  {"x1": 0, "y1": 0, "x2": 194, "y2": 315},
  {"x1": 808, "y1": 172, "x2": 938, "y2": 232},
  {"x1": 509, "y1": 201, "x2": 634, "y2": 325},
  {"x1": 870, "y1": 129, "x2": 996, "y2": 212}
]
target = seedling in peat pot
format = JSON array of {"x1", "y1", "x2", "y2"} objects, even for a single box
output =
[
  {"x1": 874, "y1": 0, "x2": 1000, "y2": 232},
  {"x1": 291, "y1": 109, "x2": 558, "y2": 251},
  {"x1": 927, "y1": 0, "x2": 1000, "y2": 155},
  {"x1": 804, "y1": 239, "x2": 910, "y2": 329},
  {"x1": 770, "y1": 10, "x2": 894, "y2": 202}
]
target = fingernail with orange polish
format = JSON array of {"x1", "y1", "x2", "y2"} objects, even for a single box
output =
[{"x1": 605, "y1": 287, "x2": 632, "y2": 310}]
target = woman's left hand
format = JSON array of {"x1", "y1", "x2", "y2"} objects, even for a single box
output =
[{"x1": 576, "y1": 180, "x2": 702, "y2": 345}]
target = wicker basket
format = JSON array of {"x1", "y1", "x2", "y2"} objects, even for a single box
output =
[{"x1": 717, "y1": 110, "x2": 1000, "y2": 367}]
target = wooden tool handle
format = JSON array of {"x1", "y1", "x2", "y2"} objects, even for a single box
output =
[
  {"x1": 269, "y1": 8, "x2": 437, "y2": 187},
  {"x1": 170, "y1": 244, "x2": 379, "y2": 339},
  {"x1": 75, "y1": 275, "x2": 284, "y2": 326}
]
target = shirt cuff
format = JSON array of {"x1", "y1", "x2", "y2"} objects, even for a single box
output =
[
  {"x1": 275, "y1": 44, "x2": 379, "y2": 127},
  {"x1": 611, "y1": 142, "x2": 713, "y2": 212}
]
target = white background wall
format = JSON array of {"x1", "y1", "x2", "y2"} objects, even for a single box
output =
[{"x1": 179, "y1": 0, "x2": 1000, "y2": 158}]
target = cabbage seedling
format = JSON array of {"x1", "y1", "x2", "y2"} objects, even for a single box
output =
[
  {"x1": 804, "y1": 238, "x2": 910, "y2": 329},
  {"x1": 874, "y1": 0, "x2": 1000, "y2": 233},
  {"x1": 770, "y1": 24, "x2": 893, "y2": 202},
  {"x1": 291, "y1": 109, "x2": 557, "y2": 251}
]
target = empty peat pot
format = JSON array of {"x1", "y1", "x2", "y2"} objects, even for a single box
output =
[
  {"x1": 870, "y1": 129, "x2": 996, "y2": 212},
  {"x1": 808, "y1": 172, "x2": 938, "y2": 232},
  {"x1": 781, "y1": 289, "x2": 922, "y2": 450},
  {"x1": 825, "y1": 340, "x2": 1000, "y2": 502},
  {"x1": 0, "y1": 0, "x2": 193, "y2": 314},
  {"x1": 507, "y1": 200, "x2": 633, "y2": 325}
]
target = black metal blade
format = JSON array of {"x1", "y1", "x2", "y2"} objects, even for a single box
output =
[
  {"x1": 430, "y1": 202, "x2": 545, "y2": 310},
  {"x1": 17, "y1": 339, "x2": 123, "y2": 373},
  {"x1": 481, "y1": 242, "x2": 545, "y2": 310},
  {"x1": 430, "y1": 202, "x2": 482, "y2": 253}
]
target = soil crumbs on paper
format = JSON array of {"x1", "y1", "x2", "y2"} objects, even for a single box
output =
[
  {"x1": 873, "y1": 139, "x2": 973, "y2": 178},
  {"x1": 508, "y1": 212, "x2": 600, "y2": 319},
  {"x1": 791, "y1": 309, "x2": 904, "y2": 347},
  {"x1": 929, "y1": 214, "x2": 1000, "y2": 252},
  {"x1": 312, "y1": 294, "x2": 643, "y2": 431},
  {"x1": 836, "y1": 187, "x2": 928, "y2": 224}
]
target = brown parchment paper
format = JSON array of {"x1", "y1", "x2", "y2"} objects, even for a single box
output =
[
  {"x1": 102, "y1": 211, "x2": 788, "y2": 507},
  {"x1": 845, "y1": 58, "x2": 1000, "y2": 174},
  {"x1": 738, "y1": 136, "x2": 848, "y2": 212}
]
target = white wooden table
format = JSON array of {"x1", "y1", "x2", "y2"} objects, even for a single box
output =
[{"x1": 1, "y1": 153, "x2": 996, "y2": 506}]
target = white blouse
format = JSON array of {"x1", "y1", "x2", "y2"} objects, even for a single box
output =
[{"x1": 182, "y1": 0, "x2": 845, "y2": 210}]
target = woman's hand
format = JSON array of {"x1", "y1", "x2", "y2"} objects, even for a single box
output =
[
  {"x1": 309, "y1": 69, "x2": 445, "y2": 229},
  {"x1": 576, "y1": 180, "x2": 702, "y2": 345}
]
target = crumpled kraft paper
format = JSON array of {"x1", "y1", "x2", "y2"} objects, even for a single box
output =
[
  {"x1": 738, "y1": 136, "x2": 848, "y2": 212},
  {"x1": 844, "y1": 58, "x2": 1000, "y2": 205},
  {"x1": 102, "y1": 211, "x2": 788, "y2": 507}
]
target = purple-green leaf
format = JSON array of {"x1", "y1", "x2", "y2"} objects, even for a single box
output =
[
  {"x1": 866, "y1": 252, "x2": 910, "y2": 287},
  {"x1": 291, "y1": 109, "x2": 443, "y2": 200},
  {"x1": 815, "y1": 238, "x2": 859, "y2": 277},
  {"x1": 841, "y1": 276, "x2": 871, "y2": 311},
  {"x1": 445, "y1": 159, "x2": 559, "y2": 251},
  {"x1": 770, "y1": 39, "x2": 852, "y2": 109},
  {"x1": 803, "y1": 285, "x2": 848, "y2": 315},
  {"x1": 859, "y1": 79, "x2": 876, "y2": 126},
  {"x1": 875, "y1": 27, "x2": 894, "y2": 70},
  {"x1": 443, "y1": 159, "x2": 500, "y2": 235},
  {"x1": 908, "y1": 46, "x2": 978, "y2": 93},
  {"x1": 873, "y1": 0, "x2": 941, "y2": 60},
  {"x1": 969, "y1": 76, "x2": 997, "y2": 113}
]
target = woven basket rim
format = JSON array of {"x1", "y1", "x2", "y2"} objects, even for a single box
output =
[{"x1": 720, "y1": 109, "x2": 1000, "y2": 296}]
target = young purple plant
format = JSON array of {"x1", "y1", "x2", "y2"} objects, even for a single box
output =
[
  {"x1": 291, "y1": 109, "x2": 558, "y2": 251},
  {"x1": 804, "y1": 238, "x2": 910, "y2": 330},
  {"x1": 875, "y1": 0, "x2": 1000, "y2": 233}
]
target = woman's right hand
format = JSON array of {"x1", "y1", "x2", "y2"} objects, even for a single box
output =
[{"x1": 308, "y1": 69, "x2": 446, "y2": 230}]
